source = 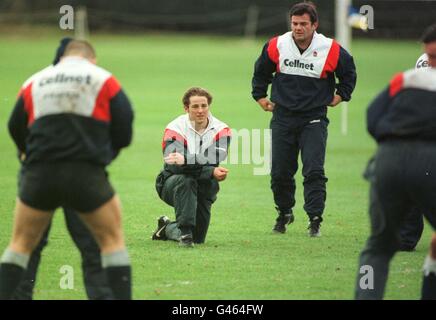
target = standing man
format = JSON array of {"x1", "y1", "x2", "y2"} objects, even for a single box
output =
[
  {"x1": 152, "y1": 87, "x2": 231, "y2": 247},
  {"x1": 366, "y1": 51, "x2": 431, "y2": 253},
  {"x1": 1, "y1": 40, "x2": 134, "y2": 299},
  {"x1": 355, "y1": 24, "x2": 436, "y2": 300},
  {"x1": 395, "y1": 52, "x2": 432, "y2": 252},
  {"x1": 12, "y1": 37, "x2": 113, "y2": 300},
  {"x1": 251, "y1": 2, "x2": 357, "y2": 236}
]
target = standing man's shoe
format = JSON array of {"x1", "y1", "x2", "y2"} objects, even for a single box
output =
[
  {"x1": 273, "y1": 209, "x2": 295, "y2": 233},
  {"x1": 308, "y1": 216, "x2": 322, "y2": 237},
  {"x1": 179, "y1": 234, "x2": 194, "y2": 248}
]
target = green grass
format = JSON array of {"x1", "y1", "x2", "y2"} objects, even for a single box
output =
[{"x1": 0, "y1": 28, "x2": 431, "y2": 299}]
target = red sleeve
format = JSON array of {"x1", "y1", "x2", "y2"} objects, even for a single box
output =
[
  {"x1": 320, "y1": 40, "x2": 340, "y2": 79},
  {"x1": 389, "y1": 73, "x2": 404, "y2": 97},
  {"x1": 267, "y1": 37, "x2": 280, "y2": 71},
  {"x1": 214, "y1": 127, "x2": 232, "y2": 141},
  {"x1": 162, "y1": 128, "x2": 187, "y2": 151},
  {"x1": 92, "y1": 76, "x2": 121, "y2": 122},
  {"x1": 22, "y1": 83, "x2": 35, "y2": 126}
]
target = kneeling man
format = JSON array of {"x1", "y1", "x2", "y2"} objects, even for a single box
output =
[{"x1": 153, "y1": 87, "x2": 231, "y2": 247}]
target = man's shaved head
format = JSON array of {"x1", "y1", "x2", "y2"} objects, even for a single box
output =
[{"x1": 63, "y1": 40, "x2": 96, "y2": 60}]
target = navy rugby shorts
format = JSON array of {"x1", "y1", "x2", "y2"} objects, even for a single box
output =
[{"x1": 19, "y1": 162, "x2": 115, "y2": 213}]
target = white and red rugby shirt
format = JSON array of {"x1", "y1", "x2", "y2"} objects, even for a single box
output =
[
  {"x1": 161, "y1": 113, "x2": 231, "y2": 179},
  {"x1": 252, "y1": 31, "x2": 357, "y2": 114},
  {"x1": 8, "y1": 56, "x2": 134, "y2": 166}
]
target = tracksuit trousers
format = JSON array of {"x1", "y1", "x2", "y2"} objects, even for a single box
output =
[
  {"x1": 355, "y1": 141, "x2": 436, "y2": 299},
  {"x1": 270, "y1": 106, "x2": 328, "y2": 219},
  {"x1": 159, "y1": 174, "x2": 219, "y2": 244}
]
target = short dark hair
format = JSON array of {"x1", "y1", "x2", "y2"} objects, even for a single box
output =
[
  {"x1": 53, "y1": 37, "x2": 73, "y2": 65},
  {"x1": 421, "y1": 23, "x2": 436, "y2": 43},
  {"x1": 182, "y1": 87, "x2": 213, "y2": 106},
  {"x1": 290, "y1": 1, "x2": 318, "y2": 24},
  {"x1": 64, "y1": 40, "x2": 96, "y2": 59}
]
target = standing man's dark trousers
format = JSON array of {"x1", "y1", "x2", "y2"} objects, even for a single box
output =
[
  {"x1": 160, "y1": 174, "x2": 219, "y2": 243},
  {"x1": 364, "y1": 157, "x2": 424, "y2": 251},
  {"x1": 270, "y1": 108, "x2": 328, "y2": 220},
  {"x1": 399, "y1": 207, "x2": 424, "y2": 251},
  {"x1": 355, "y1": 141, "x2": 436, "y2": 300},
  {"x1": 12, "y1": 208, "x2": 113, "y2": 300}
]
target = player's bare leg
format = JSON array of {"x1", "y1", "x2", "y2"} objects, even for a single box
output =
[
  {"x1": 0, "y1": 199, "x2": 53, "y2": 299},
  {"x1": 79, "y1": 195, "x2": 131, "y2": 300}
]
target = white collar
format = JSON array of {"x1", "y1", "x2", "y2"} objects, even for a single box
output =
[
  {"x1": 186, "y1": 113, "x2": 214, "y2": 135},
  {"x1": 58, "y1": 56, "x2": 91, "y2": 64}
]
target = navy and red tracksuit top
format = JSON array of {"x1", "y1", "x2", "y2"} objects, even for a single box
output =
[
  {"x1": 8, "y1": 56, "x2": 134, "y2": 166},
  {"x1": 252, "y1": 31, "x2": 357, "y2": 115},
  {"x1": 367, "y1": 68, "x2": 436, "y2": 142}
]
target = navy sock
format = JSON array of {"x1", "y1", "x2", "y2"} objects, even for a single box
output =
[
  {"x1": 422, "y1": 273, "x2": 436, "y2": 300},
  {"x1": 0, "y1": 263, "x2": 26, "y2": 300},
  {"x1": 105, "y1": 266, "x2": 131, "y2": 300}
]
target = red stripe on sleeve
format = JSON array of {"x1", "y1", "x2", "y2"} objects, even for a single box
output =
[
  {"x1": 267, "y1": 37, "x2": 280, "y2": 72},
  {"x1": 92, "y1": 76, "x2": 121, "y2": 122},
  {"x1": 162, "y1": 129, "x2": 187, "y2": 151},
  {"x1": 320, "y1": 40, "x2": 340, "y2": 79},
  {"x1": 22, "y1": 83, "x2": 35, "y2": 126},
  {"x1": 389, "y1": 73, "x2": 404, "y2": 97},
  {"x1": 214, "y1": 127, "x2": 231, "y2": 142}
]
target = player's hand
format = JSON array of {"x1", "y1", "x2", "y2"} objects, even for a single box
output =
[
  {"x1": 164, "y1": 152, "x2": 185, "y2": 165},
  {"x1": 329, "y1": 94, "x2": 342, "y2": 107},
  {"x1": 257, "y1": 98, "x2": 275, "y2": 112},
  {"x1": 213, "y1": 167, "x2": 229, "y2": 181}
]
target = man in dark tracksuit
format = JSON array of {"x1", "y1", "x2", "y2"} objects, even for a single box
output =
[
  {"x1": 364, "y1": 46, "x2": 431, "y2": 254},
  {"x1": 394, "y1": 52, "x2": 432, "y2": 251},
  {"x1": 251, "y1": 2, "x2": 356, "y2": 236},
  {"x1": 153, "y1": 87, "x2": 231, "y2": 247},
  {"x1": 355, "y1": 24, "x2": 436, "y2": 300},
  {"x1": 10, "y1": 38, "x2": 112, "y2": 300}
]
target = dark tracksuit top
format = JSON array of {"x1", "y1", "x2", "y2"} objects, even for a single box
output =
[
  {"x1": 356, "y1": 68, "x2": 436, "y2": 300},
  {"x1": 367, "y1": 68, "x2": 436, "y2": 142},
  {"x1": 252, "y1": 31, "x2": 357, "y2": 116},
  {"x1": 8, "y1": 57, "x2": 134, "y2": 167},
  {"x1": 251, "y1": 31, "x2": 356, "y2": 217}
]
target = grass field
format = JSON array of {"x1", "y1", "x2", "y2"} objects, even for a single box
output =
[{"x1": 0, "y1": 27, "x2": 431, "y2": 300}]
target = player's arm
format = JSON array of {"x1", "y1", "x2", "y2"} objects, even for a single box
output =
[
  {"x1": 252, "y1": 40, "x2": 277, "y2": 111},
  {"x1": 366, "y1": 86, "x2": 391, "y2": 139},
  {"x1": 108, "y1": 79, "x2": 134, "y2": 160},
  {"x1": 163, "y1": 135, "x2": 229, "y2": 181},
  {"x1": 163, "y1": 139, "x2": 213, "y2": 179},
  {"x1": 333, "y1": 46, "x2": 357, "y2": 104},
  {"x1": 8, "y1": 94, "x2": 29, "y2": 155}
]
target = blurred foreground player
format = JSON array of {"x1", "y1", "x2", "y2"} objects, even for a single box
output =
[
  {"x1": 12, "y1": 37, "x2": 112, "y2": 300},
  {"x1": 0, "y1": 40, "x2": 134, "y2": 299},
  {"x1": 355, "y1": 24, "x2": 436, "y2": 300}
]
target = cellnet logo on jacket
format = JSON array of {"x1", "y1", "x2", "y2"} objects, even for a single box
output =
[
  {"x1": 269, "y1": 31, "x2": 339, "y2": 79},
  {"x1": 12, "y1": 56, "x2": 133, "y2": 166},
  {"x1": 21, "y1": 57, "x2": 117, "y2": 123},
  {"x1": 252, "y1": 31, "x2": 356, "y2": 113}
]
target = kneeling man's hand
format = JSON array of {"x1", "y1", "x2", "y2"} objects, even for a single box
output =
[
  {"x1": 164, "y1": 152, "x2": 185, "y2": 165},
  {"x1": 213, "y1": 167, "x2": 229, "y2": 181}
]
